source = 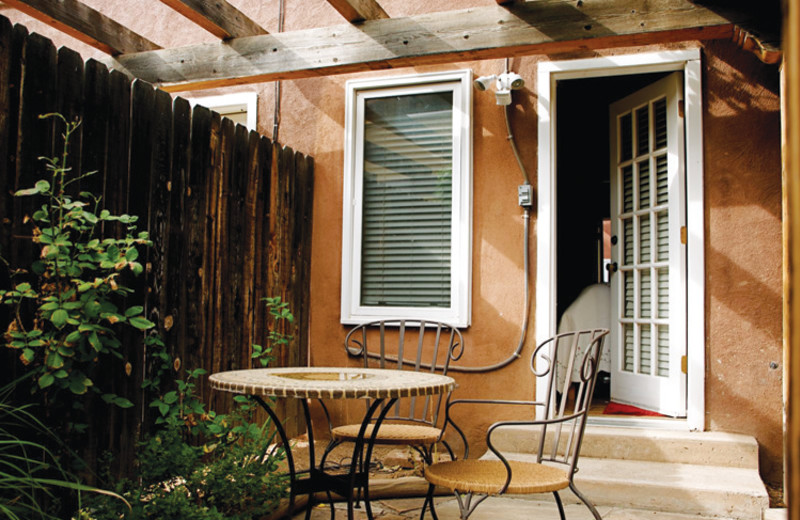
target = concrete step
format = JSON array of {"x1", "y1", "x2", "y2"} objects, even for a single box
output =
[
  {"x1": 484, "y1": 426, "x2": 769, "y2": 519},
  {"x1": 490, "y1": 425, "x2": 761, "y2": 468}
]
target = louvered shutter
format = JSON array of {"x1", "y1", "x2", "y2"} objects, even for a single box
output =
[{"x1": 361, "y1": 92, "x2": 454, "y2": 308}]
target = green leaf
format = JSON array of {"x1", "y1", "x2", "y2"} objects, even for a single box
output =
[
  {"x1": 124, "y1": 306, "x2": 144, "y2": 317},
  {"x1": 129, "y1": 316, "x2": 155, "y2": 330},
  {"x1": 89, "y1": 332, "x2": 102, "y2": 352},
  {"x1": 125, "y1": 247, "x2": 139, "y2": 261},
  {"x1": 114, "y1": 397, "x2": 134, "y2": 408},
  {"x1": 21, "y1": 348, "x2": 35, "y2": 363},
  {"x1": 38, "y1": 372, "x2": 55, "y2": 389},
  {"x1": 129, "y1": 262, "x2": 144, "y2": 276},
  {"x1": 15, "y1": 282, "x2": 31, "y2": 292},
  {"x1": 65, "y1": 330, "x2": 81, "y2": 343},
  {"x1": 46, "y1": 352, "x2": 64, "y2": 369},
  {"x1": 54, "y1": 369, "x2": 68, "y2": 379},
  {"x1": 31, "y1": 260, "x2": 46, "y2": 275},
  {"x1": 163, "y1": 391, "x2": 179, "y2": 404},
  {"x1": 40, "y1": 301, "x2": 59, "y2": 311},
  {"x1": 51, "y1": 309, "x2": 68, "y2": 329},
  {"x1": 69, "y1": 376, "x2": 91, "y2": 395},
  {"x1": 157, "y1": 402, "x2": 169, "y2": 416}
]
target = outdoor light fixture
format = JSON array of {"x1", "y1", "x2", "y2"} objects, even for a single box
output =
[
  {"x1": 473, "y1": 74, "x2": 497, "y2": 91},
  {"x1": 473, "y1": 72, "x2": 526, "y2": 105}
]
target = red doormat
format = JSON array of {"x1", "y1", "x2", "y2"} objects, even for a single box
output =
[{"x1": 603, "y1": 402, "x2": 666, "y2": 417}]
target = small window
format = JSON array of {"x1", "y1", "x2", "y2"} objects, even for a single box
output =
[
  {"x1": 186, "y1": 92, "x2": 258, "y2": 131},
  {"x1": 341, "y1": 71, "x2": 473, "y2": 327}
]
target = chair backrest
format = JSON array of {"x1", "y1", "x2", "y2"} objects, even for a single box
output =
[
  {"x1": 530, "y1": 328, "x2": 609, "y2": 475},
  {"x1": 344, "y1": 319, "x2": 464, "y2": 427}
]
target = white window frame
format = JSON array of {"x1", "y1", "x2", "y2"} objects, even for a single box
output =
[
  {"x1": 341, "y1": 70, "x2": 473, "y2": 327},
  {"x1": 186, "y1": 92, "x2": 258, "y2": 131},
  {"x1": 536, "y1": 50, "x2": 705, "y2": 431}
]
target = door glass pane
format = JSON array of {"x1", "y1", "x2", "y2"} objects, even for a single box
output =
[
  {"x1": 657, "y1": 211, "x2": 669, "y2": 262},
  {"x1": 639, "y1": 324, "x2": 652, "y2": 375},
  {"x1": 623, "y1": 323, "x2": 634, "y2": 372},
  {"x1": 620, "y1": 113, "x2": 633, "y2": 162},
  {"x1": 640, "y1": 269, "x2": 651, "y2": 318},
  {"x1": 624, "y1": 218, "x2": 634, "y2": 265},
  {"x1": 656, "y1": 154, "x2": 669, "y2": 205},
  {"x1": 624, "y1": 270, "x2": 634, "y2": 318},
  {"x1": 657, "y1": 267, "x2": 669, "y2": 318},
  {"x1": 623, "y1": 165, "x2": 634, "y2": 213},
  {"x1": 654, "y1": 98, "x2": 667, "y2": 150},
  {"x1": 640, "y1": 214, "x2": 651, "y2": 263},
  {"x1": 636, "y1": 105, "x2": 649, "y2": 157},
  {"x1": 638, "y1": 160, "x2": 650, "y2": 209},
  {"x1": 657, "y1": 324, "x2": 670, "y2": 377}
]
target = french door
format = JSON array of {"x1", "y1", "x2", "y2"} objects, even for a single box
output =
[{"x1": 608, "y1": 72, "x2": 687, "y2": 417}]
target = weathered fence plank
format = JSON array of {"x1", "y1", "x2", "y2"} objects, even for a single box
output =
[
  {"x1": 81, "y1": 59, "x2": 110, "y2": 200},
  {"x1": 0, "y1": 14, "x2": 314, "y2": 477},
  {"x1": 56, "y1": 45, "x2": 83, "y2": 188}
]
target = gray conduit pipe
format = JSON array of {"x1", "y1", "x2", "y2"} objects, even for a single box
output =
[
  {"x1": 447, "y1": 103, "x2": 530, "y2": 372},
  {"x1": 359, "y1": 95, "x2": 533, "y2": 373}
]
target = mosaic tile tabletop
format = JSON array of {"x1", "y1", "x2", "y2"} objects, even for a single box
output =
[{"x1": 209, "y1": 367, "x2": 455, "y2": 399}]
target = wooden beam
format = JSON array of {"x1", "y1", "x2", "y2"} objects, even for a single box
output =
[
  {"x1": 111, "y1": 0, "x2": 738, "y2": 92},
  {"x1": 785, "y1": 0, "x2": 800, "y2": 517},
  {"x1": 159, "y1": 0, "x2": 268, "y2": 39},
  {"x1": 2, "y1": 0, "x2": 160, "y2": 55},
  {"x1": 326, "y1": 0, "x2": 389, "y2": 22}
]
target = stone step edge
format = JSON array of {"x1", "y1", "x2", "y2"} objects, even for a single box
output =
[
  {"x1": 496, "y1": 453, "x2": 769, "y2": 520},
  {"x1": 489, "y1": 424, "x2": 760, "y2": 469}
]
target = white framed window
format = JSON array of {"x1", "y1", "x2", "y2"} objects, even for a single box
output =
[
  {"x1": 186, "y1": 92, "x2": 258, "y2": 131},
  {"x1": 341, "y1": 70, "x2": 473, "y2": 327}
]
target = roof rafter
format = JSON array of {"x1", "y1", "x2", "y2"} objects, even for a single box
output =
[
  {"x1": 326, "y1": 0, "x2": 389, "y2": 22},
  {"x1": 2, "y1": 0, "x2": 160, "y2": 55},
  {"x1": 111, "y1": 0, "x2": 739, "y2": 92},
  {"x1": 159, "y1": 0, "x2": 268, "y2": 39}
]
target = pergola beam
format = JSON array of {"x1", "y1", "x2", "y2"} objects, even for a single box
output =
[
  {"x1": 159, "y1": 0, "x2": 268, "y2": 39},
  {"x1": 326, "y1": 0, "x2": 389, "y2": 22},
  {"x1": 2, "y1": 0, "x2": 160, "y2": 55},
  {"x1": 112, "y1": 0, "x2": 740, "y2": 92}
]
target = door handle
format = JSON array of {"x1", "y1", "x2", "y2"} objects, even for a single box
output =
[{"x1": 607, "y1": 262, "x2": 618, "y2": 274}]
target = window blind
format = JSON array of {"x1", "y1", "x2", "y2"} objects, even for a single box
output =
[{"x1": 360, "y1": 92, "x2": 454, "y2": 308}]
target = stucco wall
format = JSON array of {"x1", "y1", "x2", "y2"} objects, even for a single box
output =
[
  {"x1": 701, "y1": 40, "x2": 783, "y2": 483},
  {"x1": 0, "y1": 0, "x2": 784, "y2": 485}
]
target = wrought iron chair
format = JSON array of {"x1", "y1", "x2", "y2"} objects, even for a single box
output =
[
  {"x1": 422, "y1": 328, "x2": 609, "y2": 520},
  {"x1": 321, "y1": 320, "x2": 464, "y2": 467}
]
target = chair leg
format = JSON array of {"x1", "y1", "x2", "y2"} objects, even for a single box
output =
[
  {"x1": 420, "y1": 483, "x2": 439, "y2": 520},
  {"x1": 569, "y1": 482, "x2": 603, "y2": 520},
  {"x1": 553, "y1": 491, "x2": 566, "y2": 520}
]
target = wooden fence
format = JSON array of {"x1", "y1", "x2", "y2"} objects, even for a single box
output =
[{"x1": 0, "y1": 15, "x2": 313, "y2": 474}]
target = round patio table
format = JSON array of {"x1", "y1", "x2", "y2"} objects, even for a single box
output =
[{"x1": 209, "y1": 367, "x2": 456, "y2": 520}]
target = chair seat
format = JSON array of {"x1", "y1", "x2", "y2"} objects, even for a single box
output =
[
  {"x1": 331, "y1": 423, "x2": 442, "y2": 445},
  {"x1": 424, "y1": 459, "x2": 570, "y2": 495}
]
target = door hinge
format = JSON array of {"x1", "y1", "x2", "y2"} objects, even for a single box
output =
[
  {"x1": 680, "y1": 226, "x2": 687, "y2": 244},
  {"x1": 681, "y1": 355, "x2": 688, "y2": 374},
  {"x1": 678, "y1": 100, "x2": 685, "y2": 118}
]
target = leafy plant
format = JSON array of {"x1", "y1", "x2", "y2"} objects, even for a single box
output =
[
  {"x1": 0, "y1": 377, "x2": 129, "y2": 520},
  {"x1": 0, "y1": 113, "x2": 153, "y2": 418},
  {"x1": 80, "y1": 297, "x2": 295, "y2": 519}
]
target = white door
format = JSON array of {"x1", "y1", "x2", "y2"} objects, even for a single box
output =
[{"x1": 608, "y1": 72, "x2": 687, "y2": 417}]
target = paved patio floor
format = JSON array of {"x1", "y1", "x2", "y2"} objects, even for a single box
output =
[{"x1": 291, "y1": 496, "x2": 789, "y2": 520}]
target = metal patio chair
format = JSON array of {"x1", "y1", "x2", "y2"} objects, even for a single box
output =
[
  {"x1": 321, "y1": 320, "x2": 464, "y2": 468},
  {"x1": 422, "y1": 328, "x2": 609, "y2": 520}
]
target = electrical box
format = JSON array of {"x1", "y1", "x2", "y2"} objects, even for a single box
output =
[{"x1": 518, "y1": 184, "x2": 533, "y2": 207}]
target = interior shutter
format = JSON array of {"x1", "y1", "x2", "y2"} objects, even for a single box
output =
[{"x1": 360, "y1": 91, "x2": 454, "y2": 308}]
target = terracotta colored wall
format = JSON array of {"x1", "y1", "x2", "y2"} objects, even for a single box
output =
[
  {"x1": 0, "y1": 0, "x2": 784, "y2": 484},
  {"x1": 701, "y1": 40, "x2": 783, "y2": 484}
]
